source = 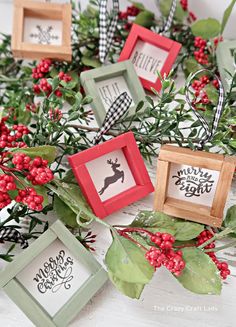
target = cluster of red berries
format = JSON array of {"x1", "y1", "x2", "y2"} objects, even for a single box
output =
[
  {"x1": 197, "y1": 230, "x2": 231, "y2": 280},
  {"x1": 145, "y1": 232, "x2": 185, "y2": 276},
  {"x1": 0, "y1": 117, "x2": 29, "y2": 148},
  {"x1": 12, "y1": 154, "x2": 54, "y2": 185},
  {"x1": 34, "y1": 78, "x2": 52, "y2": 95},
  {"x1": 118, "y1": 5, "x2": 140, "y2": 20},
  {"x1": 0, "y1": 191, "x2": 11, "y2": 209},
  {"x1": 15, "y1": 187, "x2": 44, "y2": 211},
  {"x1": 179, "y1": 0, "x2": 197, "y2": 22},
  {"x1": 180, "y1": 0, "x2": 188, "y2": 11},
  {"x1": 194, "y1": 36, "x2": 209, "y2": 65},
  {"x1": 32, "y1": 59, "x2": 52, "y2": 79},
  {"x1": 0, "y1": 174, "x2": 16, "y2": 193},
  {"x1": 214, "y1": 36, "x2": 223, "y2": 48},
  {"x1": 49, "y1": 108, "x2": 63, "y2": 122},
  {"x1": 58, "y1": 72, "x2": 72, "y2": 83},
  {"x1": 191, "y1": 75, "x2": 220, "y2": 109}
]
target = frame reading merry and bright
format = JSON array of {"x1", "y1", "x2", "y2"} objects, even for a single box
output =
[
  {"x1": 216, "y1": 40, "x2": 236, "y2": 95},
  {"x1": 80, "y1": 60, "x2": 146, "y2": 127},
  {"x1": 118, "y1": 24, "x2": 182, "y2": 92},
  {"x1": 11, "y1": 0, "x2": 72, "y2": 61},
  {"x1": 0, "y1": 220, "x2": 107, "y2": 327},
  {"x1": 68, "y1": 132, "x2": 154, "y2": 218},
  {"x1": 154, "y1": 145, "x2": 236, "y2": 227}
]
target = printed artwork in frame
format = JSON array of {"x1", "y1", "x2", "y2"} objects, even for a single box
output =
[
  {"x1": 0, "y1": 220, "x2": 107, "y2": 327},
  {"x1": 80, "y1": 60, "x2": 146, "y2": 127},
  {"x1": 154, "y1": 145, "x2": 236, "y2": 227},
  {"x1": 118, "y1": 24, "x2": 182, "y2": 92},
  {"x1": 11, "y1": 0, "x2": 72, "y2": 61},
  {"x1": 68, "y1": 132, "x2": 154, "y2": 218},
  {"x1": 216, "y1": 40, "x2": 236, "y2": 95}
]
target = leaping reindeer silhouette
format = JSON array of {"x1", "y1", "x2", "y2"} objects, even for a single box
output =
[{"x1": 98, "y1": 158, "x2": 124, "y2": 195}]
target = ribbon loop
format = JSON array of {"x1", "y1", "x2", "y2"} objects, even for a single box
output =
[
  {"x1": 0, "y1": 226, "x2": 28, "y2": 249},
  {"x1": 99, "y1": 0, "x2": 119, "y2": 63},
  {"x1": 159, "y1": 0, "x2": 177, "y2": 35},
  {"x1": 185, "y1": 69, "x2": 224, "y2": 150},
  {"x1": 94, "y1": 92, "x2": 132, "y2": 144}
]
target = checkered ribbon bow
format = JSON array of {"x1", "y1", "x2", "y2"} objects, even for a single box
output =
[
  {"x1": 94, "y1": 92, "x2": 132, "y2": 144},
  {"x1": 0, "y1": 226, "x2": 28, "y2": 249},
  {"x1": 99, "y1": 0, "x2": 119, "y2": 63},
  {"x1": 159, "y1": 0, "x2": 177, "y2": 35},
  {"x1": 185, "y1": 69, "x2": 224, "y2": 150}
]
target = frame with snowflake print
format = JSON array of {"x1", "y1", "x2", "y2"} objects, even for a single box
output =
[{"x1": 11, "y1": 0, "x2": 72, "y2": 61}]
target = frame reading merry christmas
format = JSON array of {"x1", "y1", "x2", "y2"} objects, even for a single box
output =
[
  {"x1": 11, "y1": 0, "x2": 72, "y2": 61},
  {"x1": 154, "y1": 145, "x2": 236, "y2": 227},
  {"x1": 0, "y1": 220, "x2": 107, "y2": 327},
  {"x1": 80, "y1": 60, "x2": 146, "y2": 127},
  {"x1": 68, "y1": 132, "x2": 154, "y2": 218},
  {"x1": 119, "y1": 24, "x2": 182, "y2": 92}
]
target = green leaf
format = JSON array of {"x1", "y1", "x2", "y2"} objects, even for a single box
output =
[
  {"x1": 105, "y1": 233, "x2": 154, "y2": 284},
  {"x1": 184, "y1": 57, "x2": 203, "y2": 75},
  {"x1": 221, "y1": 0, "x2": 236, "y2": 34},
  {"x1": 229, "y1": 139, "x2": 236, "y2": 149},
  {"x1": 223, "y1": 205, "x2": 236, "y2": 231},
  {"x1": 81, "y1": 56, "x2": 101, "y2": 68},
  {"x1": 54, "y1": 195, "x2": 77, "y2": 228},
  {"x1": 134, "y1": 10, "x2": 155, "y2": 28},
  {"x1": 11, "y1": 145, "x2": 57, "y2": 163},
  {"x1": 191, "y1": 18, "x2": 221, "y2": 39},
  {"x1": 131, "y1": 2, "x2": 145, "y2": 10},
  {"x1": 204, "y1": 84, "x2": 219, "y2": 105},
  {"x1": 176, "y1": 247, "x2": 222, "y2": 295},
  {"x1": 108, "y1": 271, "x2": 145, "y2": 299},
  {"x1": 159, "y1": 0, "x2": 187, "y2": 22},
  {"x1": 131, "y1": 211, "x2": 204, "y2": 241}
]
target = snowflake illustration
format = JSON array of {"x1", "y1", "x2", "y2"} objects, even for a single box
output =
[{"x1": 30, "y1": 25, "x2": 59, "y2": 45}]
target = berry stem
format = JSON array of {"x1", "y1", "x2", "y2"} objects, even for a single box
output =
[
  {"x1": 118, "y1": 230, "x2": 149, "y2": 251},
  {"x1": 204, "y1": 240, "x2": 236, "y2": 253}
]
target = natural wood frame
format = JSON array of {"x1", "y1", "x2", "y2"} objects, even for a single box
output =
[
  {"x1": 80, "y1": 60, "x2": 146, "y2": 127},
  {"x1": 0, "y1": 220, "x2": 107, "y2": 327},
  {"x1": 68, "y1": 132, "x2": 154, "y2": 218},
  {"x1": 154, "y1": 145, "x2": 236, "y2": 227},
  {"x1": 216, "y1": 40, "x2": 236, "y2": 95},
  {"x1": 11, "y1": 0, "x2": 72, "y2": 61},
  {"x1": 118, "y1": 24, "x2": 182, "y2": 92}
]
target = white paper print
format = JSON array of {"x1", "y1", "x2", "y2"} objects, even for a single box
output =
[
  {"x1": 16, "y1": 240, "x2": 91, "y2": 317},
  {"x1": 86, "y1": 149, "x2": 136, "y2": 202},
  {"x1": 130, "y1": 40, "x2": 169, "y2": 82},
  {"x1": 95, "y1": 75, "x2": 134, "y2": 111},
  {"x1": 23, "y1": 18, "x2": 62, "y2": 45},
  {"x1": 167, "y1": 164, "x2": 220, "y2": 206}
]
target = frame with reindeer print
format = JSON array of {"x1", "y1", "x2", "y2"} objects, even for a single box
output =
[
  {"x1": 68, "y1": 132, "x2": 154, "y2": 218},
  {"x1": 0, "y1": 220, "x2": 107, "y2": 327},
  {"x1": 118, "y1": 24, "x2": 182, "y2": 92},
  {"x1": 154, "y1": 145, "x2": 236, "y2": 227},
  {"x1": 11, "y1": 0, "x2": 72, "y2": 61}
]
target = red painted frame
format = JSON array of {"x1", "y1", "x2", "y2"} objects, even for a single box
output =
[
  {"x1": 68, "y1": 132, "x2": 154, "y2": 219},
  {"x1": 118, "y1": 24, "x2": 182, "y2": 91}
]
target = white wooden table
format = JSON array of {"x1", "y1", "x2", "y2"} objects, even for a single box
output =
[
  {"x1": 0, "y1": 0, "x2": 236, "y2": 326},
  {"x1": 1, "y1": 162, "x2": 236, "y2": 327}
]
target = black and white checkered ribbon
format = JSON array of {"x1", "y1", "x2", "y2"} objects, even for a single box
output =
[
  {"x1": 99, "y1": 0, "x2": 119, "y2": 63},
  {"x1": 94, "y1": 92, "x2": 132, "y2": 144},
  {"x1": 159, "y1": 0, "x2": 177, "y2": 35},
  {"x1": 185, "y1": 69, "x2": 224, "y2": 150},
  {"x1": 0, "y1": 226, "x2": 28, "y2": 249}
]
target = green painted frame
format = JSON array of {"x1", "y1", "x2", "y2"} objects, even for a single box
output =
[
  {"x1": 0, "y1": 220, "x2": 107, "y2": 327},
  {"x1": 216, "y1": 40, "x2": 236, "y2": 94},
  {"x1": 80, "y1": 60, "x2": 146, "y2": 126}
]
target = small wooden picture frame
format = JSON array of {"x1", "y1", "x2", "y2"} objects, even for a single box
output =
[
  {"x1": 80, "y1": 60, "x2": 146, "y2": 127},
  {"x1": 154, "y1": 145, "x2": 236, "y2": 227},
  {"x1": 68, "y1": 132, "x2": 154, "y2": 218},
  {"x1": 118, "y1": 24, "x2": 182, "y2": 92},
  {"x1": 11, "y1": 0, "x2": 72, "y2": 61},
  {"x1": 216, "y1": 40, "x2": 236, "y2": 95},
  {"x1": 0, "y1": 220, "x2": 107, "y2": 327}
]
